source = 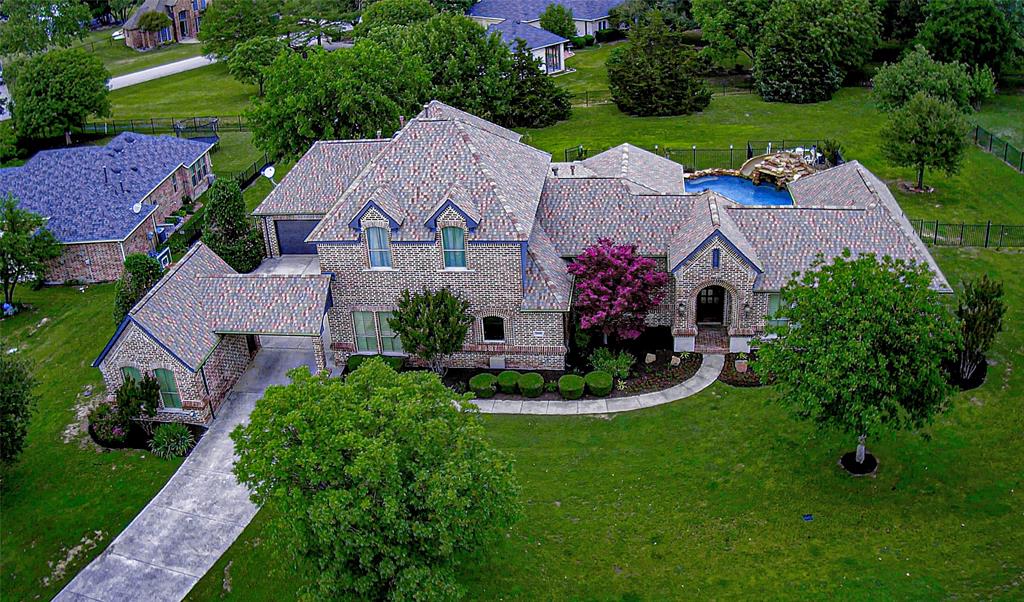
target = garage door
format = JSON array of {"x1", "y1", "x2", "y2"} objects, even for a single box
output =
[{"x1": 275, "y1": 219, "x2": 320, "y2": 255}]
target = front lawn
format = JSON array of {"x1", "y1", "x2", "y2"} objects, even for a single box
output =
[
  {"x1": 0, "y1": 285, "x2": 182, "y2": 600},
  {"x1": 108, "y1": 63, "x2": 257, "y2": 118},
  {"x1": 186, "y1": 247, "x2": 1023, "y2": 601}
]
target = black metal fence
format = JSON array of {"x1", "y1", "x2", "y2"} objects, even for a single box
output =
[
  {"x1": 78, "y1": 115, "x2": 250, "y2": 136},
  {"x1": 569, "y1": 84, "x2": 754, "y2": 107},
  {"x1": 910, "y1": 219, "x2": 1024, "y2": 248},
  {"x1": 973, "y1": 125, "x2": 1024, "y2": 173},
  {"x1": 232, "y1": 152, "x2": 272, "y2": 188},
  {"x1": 564, "y1": 139, "x2": 824, "y2": 171}
]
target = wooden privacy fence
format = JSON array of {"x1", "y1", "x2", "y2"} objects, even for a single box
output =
[{"x1": 910, "y1": 219, "x2": 1024, "y2": 248}]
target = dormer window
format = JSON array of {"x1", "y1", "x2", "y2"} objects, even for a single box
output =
[
  {"x1": 367, "y1": 227, "x2": 392, "y2": 268},
  {"x1": 441, "y1": 227, "x2": 466, "y2": 268}
]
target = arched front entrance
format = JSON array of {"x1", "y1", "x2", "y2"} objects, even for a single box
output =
[{"x1": 696, "y1": 285, "x2": 727, "y2": 324}]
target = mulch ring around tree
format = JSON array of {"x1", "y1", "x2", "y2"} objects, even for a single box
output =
[
  {"x1": 718, "y1": 352, "x2": 769, "y2": 387},
  {"x1": 88, "y1": 421, "x2": 206, "y2": 455},
  {"x1": 839, "y1": 451, "x2": 879, "y2": 477},
  {"x1": 942, "y1": 356, "x2": 989, "y2": 391}
]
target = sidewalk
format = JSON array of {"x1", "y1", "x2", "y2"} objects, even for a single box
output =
[{"x1": 108, "y1": 55, "x2": 216, "y2": 91}]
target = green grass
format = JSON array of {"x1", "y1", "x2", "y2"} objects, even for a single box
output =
[
  {"x1": 556, "y1": 42, "x2": 625, "y2": 95},
  {"x1": 975, "y1": 92, "x2": 1024, "y2": 148},
  {"x1": 211, "y1": 131, "x2": 262, "y2": 178},
  {"x1": 0, "y1": 285, "x2": 182, "y2": 600},
  {"x1": 56, "y1": 28, "x2": 205, "y2": 77},
  {"x1": 243, "y1": 159, "x2": 296, "y2": 212},
  {"x1": 185, "y1": 247, "x2": 1024, "y2": 601},
  {"x1": 108, "y1": 63, "x2": 257, "y2": 118},
  {"x1": 521, "y1": 88, "x2": 1024, "y2": 224}
]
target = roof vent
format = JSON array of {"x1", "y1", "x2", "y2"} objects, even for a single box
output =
[
  {"x1": 552, "y1": 167, "x2": 559, "y2": 177},
  {"x1": 132, "y1": 202, "x2": 142, "y2": 214}
]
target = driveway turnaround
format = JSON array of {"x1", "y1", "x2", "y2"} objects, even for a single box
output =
[
  {"x1": 54, "y1": 342, "x2": 315, "y2": 602},
  {"x1": 474, "y1": 354, "x2": 725, "y2": 415},
  {"x1": 108, "y1": 56, "x2": 216, "y2": 91}
]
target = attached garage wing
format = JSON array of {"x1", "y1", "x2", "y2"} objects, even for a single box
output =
[{"x1": 275, "y1": 219, "x2": 320, "y2": 255}]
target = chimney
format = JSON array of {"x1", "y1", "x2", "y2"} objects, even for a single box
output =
[
  {"x1": 552, "y1": 167, "x2": 559, "y2": 177},
  {"x1": 570, "y1": 164, "x2": 576, "y2": 175},
  {"x1": 399, "y1": 115, "x2": 405, "y2": 128}
]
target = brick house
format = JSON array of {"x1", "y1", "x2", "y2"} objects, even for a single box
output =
[
  {"x1": 123, "y1": 0, "x2": 210, "y2": 50},
  {"x1": 0, "y1": 133, "x2": 213, "y2": 283},
  {"x1": 95, "y1": 101, "x2": 949, "y2": 422}
]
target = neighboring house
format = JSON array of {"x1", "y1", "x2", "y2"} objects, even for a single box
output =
[
  {"x1": 486, "y1": 20, "x2": 569, "y2": 74},
  {"x1": 0, "y1": 132, "x2": 214, "y2": 283},
  {"x1": 123, "y1": 0, "x2": 210, "y2": 50},
  {"x1": 93, "y1": 243, "x2": 333, "y2": 423},
  {"x1": 469, "y1": 0, "x2": 619, "y2": 37},
  {"x1": 95, "y1": 101, "x2": 949, "y2": 422}
]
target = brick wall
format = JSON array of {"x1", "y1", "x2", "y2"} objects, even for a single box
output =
[
  {"x1": 672, "y1": 238, "x2": 759, "y2": 336},
  {"x1": 260, "y1": 214, "x2": 326, "y2": 257},
  {"x1": 200, "y1": 334, "x2": 250, "y2": 403}
]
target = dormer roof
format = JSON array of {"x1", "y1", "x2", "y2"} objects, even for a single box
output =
[{"x1": 669, "y1": 193, "x2": 763, "y2": 273}]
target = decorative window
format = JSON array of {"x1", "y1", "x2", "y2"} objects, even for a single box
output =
[
  {"x1": 366, "y1": 227, "x2": 392, "y2": 268},
  {"x1": 353, "y1": 311, "x2": 378, "y2": 352},
  {"x1": 121, "y1": 366, "x2": 141, "y2": 384},
  {"x1": 378, "y1": 312, "x2": 403, "y2": 353},
  {"x1": 482, "y1": 316, "x2": 506, "y2": 343},
  {"x1": 441, "y1": 227, "x2": 466, "y2": 268},
  {"x1": 767, "y1": 293, "x2": 790, "y2": 327},
  {"x1": 712, "y1": 248, "x2": 720, "y2": 268},
  {"x1": 154, "y1": 368, "x2": 182, "y2": 408}
]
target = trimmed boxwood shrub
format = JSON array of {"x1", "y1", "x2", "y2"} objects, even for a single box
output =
[
  {"x1": 469, "y1": 373, "x2": 497, "y2": 398},
  {"x1": 497, "y1": 370, "x2": 520, "y2": 394},
  {"x1": 583, "y1": 34, "x2": 595, "y2": 46},
  {"x1": 558, "y1": 374, "x2": 585, "y2": 400},
  {"x1": 518, "y1": 372, "x2": 545, "y2": 397},
  {"x1": 346, "y1": 354, "x2": 405, "y2": 373},
  {"x1": 571, "y1": 35, "x2": 586, "y2": 48},
  {"x1": 584, "y1": 370, "x2": 613, "y2": 396}
]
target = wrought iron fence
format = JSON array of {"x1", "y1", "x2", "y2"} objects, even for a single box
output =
[
  {"x1": 564, "y1": 139, "x2": 825, "y2": 170},
  {"x1": 78, "y1": 115, "x2": 250, "y2": 136},
  {"x1": 232, "y1": 152, "x2": 272, "y2": 188},
  {"x1": 973, "y1": 125, "x2": 1024, "y2": 173},
  {"x1": 568, "y1": 83, "x2": 754, "y2": 107},
  {"x1": 910, "y1": 219, "x2": 1024, "y2": 248}
]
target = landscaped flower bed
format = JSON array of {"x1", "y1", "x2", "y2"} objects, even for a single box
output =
[{"x1": 718, "y1": 351, "x2": 768, "y2": 387}]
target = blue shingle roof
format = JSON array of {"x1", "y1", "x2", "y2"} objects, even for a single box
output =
[
  {"x1": 469, "y1": 0, "x2": 620, "y2": 22},
  {"x1": 486, "y1": 20, "x2": 567, "y2": 50},
  {"x1": 0, "y1": 133, "x2": 212, "y2": 243}
]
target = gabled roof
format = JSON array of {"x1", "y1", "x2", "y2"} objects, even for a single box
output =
[
  {"x1": 0, "y1": 133, "x2": 211, "y2": 243},
  {"x1": 417, "y1": 100, "x2": 522, "y2": 143},
  {"x1": 486, "y1": 20, "x2": 567, "y2": 51},
  {"x1": 253, "y1": 139, "x2": 389, "y2": 216},
  {"x1": 523, "y1": 223, "x2": 573, "y2": 311},
  {"x1": 668, "y1": 193, "x2": 763, "y2": 273},
  {"x1": 308, "y1": 111, "x2": 550, "y2": 243},
  {"x1": 469, "y1": 0, "x2": 621, "y2": 21},
  {"x1": 788, "y1": 160, "x2": 877, "y2": 208},
  {"x1": 582, "y1": 144, "x2": 686, "y2": 194}
]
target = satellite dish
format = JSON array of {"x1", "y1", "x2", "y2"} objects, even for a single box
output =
[
  {"x1": 132, "y1": 202, "x2": 142, "y2": 214},
  {"x1": 262, "y1": 166, "x2": 276, "y2": 180}
]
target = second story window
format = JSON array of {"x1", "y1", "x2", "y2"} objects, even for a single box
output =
[
  {"x1": 441, "y1": 227, "x2": 466, "y2": 269},
  {"x1": 367, "y1": 227, "x2": 392, "y2": 268}
]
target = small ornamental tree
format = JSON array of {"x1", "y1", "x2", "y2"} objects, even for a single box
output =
[
  {"x1": 226, "y1": 36, "x2": 287, "y2": 96},
  {"x1": 539, "y1": 3, "x2": 576, "y2": 39},
  {"x1": 503, "y1": 39, "x2": 572, "y2": 128},
  {"x1": 113, "y1": 253, "x2": 164, "y2": 325},
  {"x1": 606, "y1": 11, "x2": 712, "y2": 116},
  {"x1": 753, "y1": 251, "x2": 957, "y2": 469},
  {"x1": 389, "y1": 288, "x2": 473, "y2": 374},
  {"x1": 231, "y1": 360, "x2": 520, "y2": 600},
  {"x1": 881, "y1": 91, "x2": 968, "y2": 190},
  {"x1": 567, "y1": 238, "x2": 669, "y2": 344},
  {"x1": 201, "y1": 179, "x2": 265, "y2": 273},
  {"x1": 0, "y1": 194, "x2": 62, "y2": 306},
  {"x1": 872, "y1": 45, "x2": 994, "y2": 113},
  {"x1": 956, "y1": 275, "x2": 1006, "y2": 381},
  {"x1": 1, "y1": 353, "x2": 37, "y2": 465}
]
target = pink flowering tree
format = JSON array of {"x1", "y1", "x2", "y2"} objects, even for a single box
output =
[{"x1": 567, "y1": 238, "x2": 670, "y2": 344}]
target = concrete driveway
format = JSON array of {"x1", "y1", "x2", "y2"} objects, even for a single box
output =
[
  {"x1": 108, "y1": 55, "x2": 216, "y2": 91},
  {"x1": 54, "y1": 343, "x2": 316, "y2": 602}
]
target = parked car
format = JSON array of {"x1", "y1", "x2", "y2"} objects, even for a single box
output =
[{"x1": 111, "y1": 29, "x2": 125, "y2": 40}]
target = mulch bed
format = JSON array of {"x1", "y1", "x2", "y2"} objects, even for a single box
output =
[
  {"x1": 839, "y1": 451, "x2": 879, "y2": 476},
  {"x1": 942, "y1": 357, "x2": 988, "y2": 391},
  {"x1": 718, "y1": 352, "x2": 769, "y2": 387},
  {"x1": 88, "y1": 421, "x2": 205, "y2": 455}
]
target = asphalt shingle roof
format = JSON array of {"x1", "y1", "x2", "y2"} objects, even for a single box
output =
[
  {"x1": 486, "y1": 20, "x2": 567, "y2": 50},
  {"x1": 788, "y1": 160, "x2": 876, "y2": 207},
  {"x1": 469, "y1": 0, "x2": 621, "y2": 21},
  {"x1": 0, "y1": 133, "x2": 211, "y2": 243},
  {"x1": 253, "y1": 139, "x2": 389, "y2": 216},
  {"x1": 668, "y1": 193, "x2": 763, "y2": 272},
  {"x1": 582, "y1": 144, "x2": 686, "y2": 194},
  {"x1": 416, "y1": 100, "x2": 522, "y2": 142},
  {"x1": 523, "y1": 223, "x2": 573, "y2": 310}
]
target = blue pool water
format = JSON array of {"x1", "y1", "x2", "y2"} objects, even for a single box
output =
[{"x1": 685, "y1": 175, "x2": 794, "y2": 205}]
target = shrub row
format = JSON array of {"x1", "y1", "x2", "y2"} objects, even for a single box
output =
[
  {"x1": 570, "y1": 34, "x2": 595, "y2": 48},
  {"x1": 346, "y1": 354, "x2": 405, "y2": 373},
  {"x1": 595, "y1": 28, "x2": 625, "y2": 43},
  {"x1": 470, "y1": 370, "x2": 614, "y2": 400}
]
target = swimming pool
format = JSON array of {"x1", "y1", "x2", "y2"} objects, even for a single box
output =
[{"x1": 684, "y1": 175, "x2": 794, "y2": 206}]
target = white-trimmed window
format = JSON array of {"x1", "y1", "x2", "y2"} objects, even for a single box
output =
[
  {"x1": 154, "y1": 368, "x2": 182, "y2": 409},
  {"x1": 441, "y1": 227, "x2": 466, "y2": 268},
  {"x1": 353, "y1": 311, "x2": 378, "y2": 352},
  {"x1": 367, "y1": 227, "x2": 392, "y2": 268},
  {"x1": 482, "y1": 316, "x2": 506, "y2": 342},
  {"x1": 379, "y1": 312, "x2": 403, "y2": 353},
  {"x1": 767, "y1": 293, "x2": 790, "y2": 327}
]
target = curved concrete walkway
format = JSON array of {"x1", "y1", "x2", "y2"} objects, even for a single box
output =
[{"x1": 474, "y1": 354, "x2": 725, "y2": 415}]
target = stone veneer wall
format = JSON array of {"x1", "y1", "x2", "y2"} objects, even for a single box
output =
[{"x1": 319, "y1": 207, "x2": 567, "y2": 370}]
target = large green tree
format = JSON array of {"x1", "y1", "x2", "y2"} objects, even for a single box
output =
[
  {"x1": 1, "y1": 352, "x2": 37, "y2": 465},
  {"x1": 881, "y1": 92, "x2": 969, "y2": 190},
  {"x1": 0, "y1": 0, "x2": 91, "y2": 55},
  {"x1": 753, "y1": 251, "x2": 957, "y2": 467},
  {"x1": 539, "y1": 3, "x2": 576, "y2": 39},
  {"x1": 199, "y1": 0, "x2": 281, "y2": 58},
  {"x1": 247, "y1": 42, "x2": 428, "y2": 158},
  {"x1": 201, "y1": 179, "x2": 265, "y2": 273},
  {"x1": 279, "y1": 0, "x2": 358, "y2": 47},
  {"x1": 355, "y1": 0, "x2": 436, "y2": 36},
  {"x1": 872, "y1": 45, "x2": 995, "y2": 113},
  {"x1": 691, "y1": 0, "x2": 770, "y2": 64},
  {"x1": 389, "y1": 287, "x2": 473, "y2": 374},
  {"x1": 0, "y1": 195, "x2": 62, "y2": 306},
  {"x1": 231, "y1": 360, "x2": 520, "y2": 600},
  {"x1": 606, "y1": 11, "x2": 711, "y2": 116},
  {"x1": 10, "y1": 48, "x2": 110, "y2": 145},
  {"x1": 226, "y1": 36, "x2": 287, "y2": 96},
  {"x1": 113, "y1": 253, "x2": 164, "y2": 325},
  {"x1": 916, "y1": 0, "x2": 1017, "y2": 74},
  {"x1": 504, "y1": 40, "x2": 572, "y2": 127}
]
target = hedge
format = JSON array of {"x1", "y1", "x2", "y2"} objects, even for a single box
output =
[
  {"x1": 518, "y1": 372, "x2": 545, "y2": 397},
  {"x1": 469, "y1": 373, "x2": 497, "y2": 398},
  {"x1": 558, "y1": 374, "x2": 585, "y2": 400},
  {"x1": 497, "y1": 370, "x2": 520, "y2": 394},
  {"x1": 583, "y1": 34, "x2": 595, "y2": 46},
  {"x1": 346, "y1": 354, "x2": 405, "y2": 373},
  {"x1": 584, "y1": 370, "x2": 613, "y2": 396},
  {"x1": 571, "y1": 36, "x2": 586, "y2": 48},
  {"x1": 595, "y1": 28, "x2": 625, "y2": 43}
]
